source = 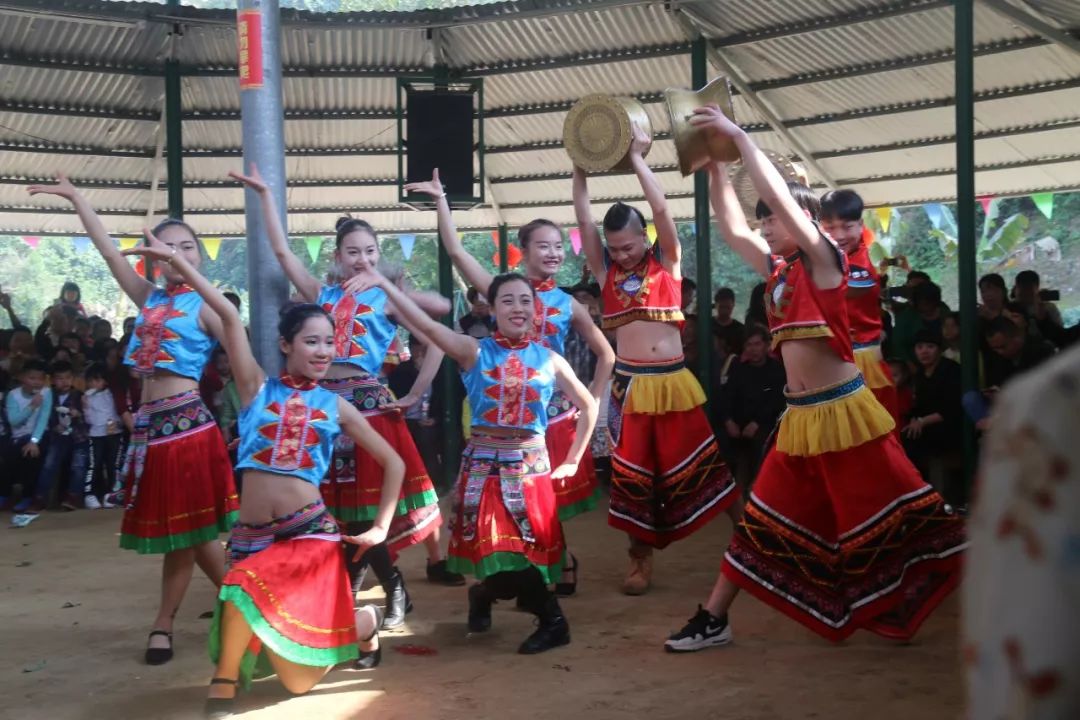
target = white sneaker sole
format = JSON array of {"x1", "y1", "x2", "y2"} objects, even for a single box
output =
[{"x1": 663, "y1": 626, "x2": 733, "y2": 653}]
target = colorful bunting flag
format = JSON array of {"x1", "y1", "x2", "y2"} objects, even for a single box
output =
[
  {"x1": 1031, "y1": 192, "x2": 1054, "y2": 220},
  {"x1": 646, "y1": 223, "x2": 658, "y2": 245},
  {"x1": 119, "y1": 236, "x2": 139, "y2": 251},
  {"x1": 22, "y1": 236, "x2": 40, "y2": 249},
  {"x1": 492, "y1": 243, "x2": 523, "y2": 269},
  {"x1": 73, "y1": 236, "x2": 91, "y2": 253},
  {"x1": 305, "y1": 236, "x2": 323, "y2": 264},
  {"x1": 568, "y1": 227, "x2": 582, "y2": 255},
  {"x1": 923, "y1": 203, "x2": 945, "y2": 231},
  {"x1": 399, "y1": 234, "x2": 416, "y2": 260},
  {"x1": 977, "y1": 195, "x2": 995, "y2": 215},
  {"x1": 874, "y1": 207, "x2": 892, "y2": 234},
  {"x1": 201, "y1": 236, "x2": 222, "y2": 261}
]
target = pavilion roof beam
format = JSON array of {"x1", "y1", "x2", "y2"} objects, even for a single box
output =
[
  {"x1": 674, "y1": 8, "x2": 839, "y2": 190},
  {"x1": 981, "y1": 0, "x2": 1080, "y2": 57}
]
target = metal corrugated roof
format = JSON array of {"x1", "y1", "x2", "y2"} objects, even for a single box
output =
[{"x1": 1, "y1": 0, "x2": 1078, "y2": 236}]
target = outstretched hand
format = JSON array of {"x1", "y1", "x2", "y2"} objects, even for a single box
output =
[
  {"x1": 119, "y1": 228, "x2": 174, "y2": 263},
  {"x1": 229, "y1": 164, "x2": 269, "y2": 194},
  {"x1": 551, "y1": 462, "x2": 580, "y2": 480},
  {"x1": 340, "y1": 267, "x2": 386, "y2": 296},
  {"x1": 27, "y1": 174, "x2": 79, "y2": 201},
  {"x1": 403, "y1": 169, "x2": 444, "y2": 198},
  {"x1": 385, "y1": 392, "x2": 419, "y2": 411},
  {"x1": 690, "y1": 104, "x2": 743, "y2": 139},
  {"x1": 343, "y1": 525, "x2": 389, "y2": 560}
]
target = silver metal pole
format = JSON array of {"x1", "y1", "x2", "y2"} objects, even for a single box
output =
[{"x1": 238, "y1": 0, "x2": 289, "y2": 372}]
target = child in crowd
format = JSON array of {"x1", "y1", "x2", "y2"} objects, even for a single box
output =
[
  {"x1": 35, "y1": 360, "x2": 90, "y2": 511},
  {"x1": 83, "y1": 363, "x2": 123, "y2": 509},
  {"x1": 2, "y1": 360, "x2": 52, "y2": 511}
]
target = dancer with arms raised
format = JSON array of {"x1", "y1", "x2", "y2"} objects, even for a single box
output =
[
  {"x1": 404, "y1": 169, "x2": 614, "y2": 596},
  {"x1": 27, "y1": 177, "x2": 239, "y2": 665},
  {"x1": 573, "y1": 126, "x2": 737, "y2": 595},
  {"x1": 664, "y1": 107, "x2": 965, "y2": 652},
  {"x1": 232, "y1": 166, "x2": 455, "y2": 631}
]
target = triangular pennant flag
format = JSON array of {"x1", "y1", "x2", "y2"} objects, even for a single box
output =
[
  {"x1": 977, "y1": 195, "x2": 994, "y2": 215},
  {"x1": 923, "y1": 203, "x2": 944, "y2": 231},
  {"x1": 305, "y1": 236, "x2": 323, "y2": 264},
  {"x1": 1031, "y1": 192, "x2": 1054, "y2": 219},
  {"x1": 491, "y1": 230, "x2": 500, "y2": 249},
  {"x1": 73, "y1": 236, "x2": 91, "y2": 253},
  {"x1": 201, "y1": 236, "x2": 222, "y2": 261},
  {"x1": 399, "y1": 234, "x2": 416, "y2": 261},
  {"x1": 119, "y1": 236, "x2": 139, "y2": 251},
  {"x1": 22, "y1": 236, "x2": 40, "y2": 249},
  {"x1": 645, "y1": 223, "x2": 658, "y2": 245},
  {"x1": 874, "y1": 207, "x2": 892, "y2": 234},
  {"x1": 568, "y1": 227, "x2": 582, "y2": 255},
  {"x1": 134, "y1": 258, "x2": 158, "y2": 279},
  {"x1": 492, "y1": 244, "x2": 523, "y2": 269}
]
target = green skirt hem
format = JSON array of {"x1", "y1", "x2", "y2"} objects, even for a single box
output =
[
  {"x1": 119, "y1": 511, "x2": 237, "y2": 554},
  {"x1": 447, "y1": 551, "x2": 563, "y2": 585}
]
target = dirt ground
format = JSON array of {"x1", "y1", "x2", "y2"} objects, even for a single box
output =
[{"x1": 1, "y1": 500, "x2": 963, "y2": 720}]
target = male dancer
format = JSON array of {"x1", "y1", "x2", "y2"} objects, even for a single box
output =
[
  {"x1": 820, "y1": 189, "x2": 899, "y2": 421},
  {"x1": 575, "y1": 126, "x2": 737, "y2": 595}
]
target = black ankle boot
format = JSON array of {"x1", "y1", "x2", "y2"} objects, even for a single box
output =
[
  {"x1": 381, "y1": 568, "x2": 413, "y2": 629},
  {"x1": 467, "y1": 583, "x2": 494, "y2": 633},
  {"x1": 518, "y1": 595, "x2": 570, "y2": 654}
]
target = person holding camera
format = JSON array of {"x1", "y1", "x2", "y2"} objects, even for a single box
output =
[{"x1": 1012, "y1": 270, "x2": 1065, "y2": 348}]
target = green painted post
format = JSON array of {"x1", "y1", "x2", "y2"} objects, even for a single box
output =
[
  {"x1": 691, "y1": 37, "x2": 713, "y2": 401},
  {"x1": 955, "y1": 0, "x2": 978, "y2": 494},
  {"x1": 436, "y1": 227, "x2": 462, "y2": 488},
  {"x1": 165, "y1": 0, "x2": 183, "y2": 219}
]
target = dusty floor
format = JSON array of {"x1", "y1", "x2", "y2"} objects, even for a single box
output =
[{"x1": 1, "y1": 500, "x2": 963, "y2": 720}]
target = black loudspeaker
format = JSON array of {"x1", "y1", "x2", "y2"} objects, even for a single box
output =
[{"x1": 406, "y1": 91, "x2": 474, "y2": 197}]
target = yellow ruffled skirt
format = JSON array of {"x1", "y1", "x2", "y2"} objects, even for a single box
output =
[{"x1": 776, "y1": 374, "x2": 895, "y2": 457}]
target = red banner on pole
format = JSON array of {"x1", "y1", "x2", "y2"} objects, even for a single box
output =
[{"x1": 237, "y1": 10, "x2": 264, "y2": 90}]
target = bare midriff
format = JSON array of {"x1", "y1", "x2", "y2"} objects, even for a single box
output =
[
  {"x1": 470, "y1": 425, "x2": 539, "y2": 439},
  {"x1": 614, "y1": 320, "x2": 684, "y2": 362},
  {"x1": 779, "y1": 337, "x2": 859, "y2": 393},
  {"x1": 139, "y1": 370, "x2": 199, "y2": 403},
  {"x1": 236, "y1": 470, "x2": 324, "y2": 525},
  {"x1": 326, "y1": 363, "x2": 367, "y2": 380}
]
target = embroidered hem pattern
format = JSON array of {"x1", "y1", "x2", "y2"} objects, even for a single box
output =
[
  {"x1": 209, "y1": 501, "x2": 358, "y2": 689},
  {"x1": 446, "y1": 434, "x2": 564, "y2": 584},
  {"x1": 722, "y1": 421, "x2": 967, "y2": 642},
  {"x1": 607, "y1": 358, "x2": 737, "y2": 548},
  {"x1": 546, "y1": 392, "x2": 598, "y2": 521}
]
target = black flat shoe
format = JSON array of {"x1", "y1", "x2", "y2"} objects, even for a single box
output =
[
  {"x1": 355, "y1": 606, "x2": 382, "y2": 669},
  {"x1": 518, "y1": 616, "x2": 571, "y2": 655},
  {"x1": 555, "y1": 553, "x2": 579, "y2": 598},
  {"x1": 204, "y1": 677, "x2": 238, "y2": 719},
  {"x1": 145, "y1": 630, "x2": 174, "y2": 665},
  {"x1": 426, "y1": 559, "x2": 466, "y2": 586}
]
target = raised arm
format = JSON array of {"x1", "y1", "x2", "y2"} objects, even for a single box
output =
[
  {"x1": 338, "y1": 401, "x2": 405, "y2": 552},
  {"x1": 0, "y1": 289, "x2": 20, "y2": 328},
  {"x1": 404, "y1": 169, "x2": 495, "y2": 295},
  {"x1": 573, "y1": 166, "x2": 607, "y2": 288},
  {"x1": 569, "y1": 298, "x2": 614, "y2": 401},
  {"x1": 706, "y1": 162, "x2": 771, "y2": 278},
  {"x1": 350, "y1": 269, "x2": 478, "y2": 369},
  {"x1": 694, "y1": 106, "x2": 841, "y2": 288},
  {"x1": 627, "y1": 124, "x2": 681, "y2": 279},
  {"x1": 549, "y1": 352, "x2": 598, "y2": 479},
  {"x1": 27, "y1": 176, "x2": 155, "y2": 307},
  {"x1": 230, "y1": 165, "x2": 322, "y2": 302},
  {"x1": 122, "y1": 231, "x2": 265, "y2": 405}
]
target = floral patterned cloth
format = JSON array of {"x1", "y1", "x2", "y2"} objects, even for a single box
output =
[{"x1": 964, "y1": 346, "x2": 1080, "y2": 719}]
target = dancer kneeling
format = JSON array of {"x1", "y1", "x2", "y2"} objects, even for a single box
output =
[
  {"x1": 124, "y1": 238, "x2": 405, "y2": 718},
  {"x1": 349, "y1": 268, "x2": 598, "y2": 654},
  {"x1": 665, "y1": 107, "x2": 966, "y2": 652}
]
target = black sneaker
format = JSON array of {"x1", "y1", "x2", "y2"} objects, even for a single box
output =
[
  {"x1": 664, "y1": 605, "x2": 732, "y2": 653},
  {"x1": 426, "y1": 560, "x2": 466, "y2": 587}
]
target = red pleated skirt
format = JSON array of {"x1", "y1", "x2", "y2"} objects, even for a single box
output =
[
  {"x1": 119, "y1": 390, "x2": 238, "y2": 554},
  {"x1": 546, "y1": 408, "x2": 599, "y2": 521}
]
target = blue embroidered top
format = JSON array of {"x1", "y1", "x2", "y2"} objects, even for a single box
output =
[
  {"x1": 123, "y1": 285, "x2": 215, "y2": 381},
  {"x1": 529, "y1": 278, "x2": 573, "y2": 355},
  {"x1": 317, "y1": 284, "x2": 397, "y2": 376},
  {"x1": 462, "y1": 333, "x2": 555, "y2": 436},
  {"x1": 235, "y1": 375, "x2": 340, "y2": 486}
]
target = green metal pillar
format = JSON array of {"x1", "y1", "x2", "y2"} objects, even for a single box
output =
[
  {"x1": 437, "y1": 227, "x2": 462, "y2": 487},
  {"x1": 955, "y1": 0, "x2": 978, "y2": 493},
  {"x1": 498, "y1": 223, "x2": 509, "y2": 273},
  {"x1": 691, "y1": 37, "x2": 713, "y2": 400},
  {"x1": 164, "y1": 0, "x2": 183, "y2": 218}
]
